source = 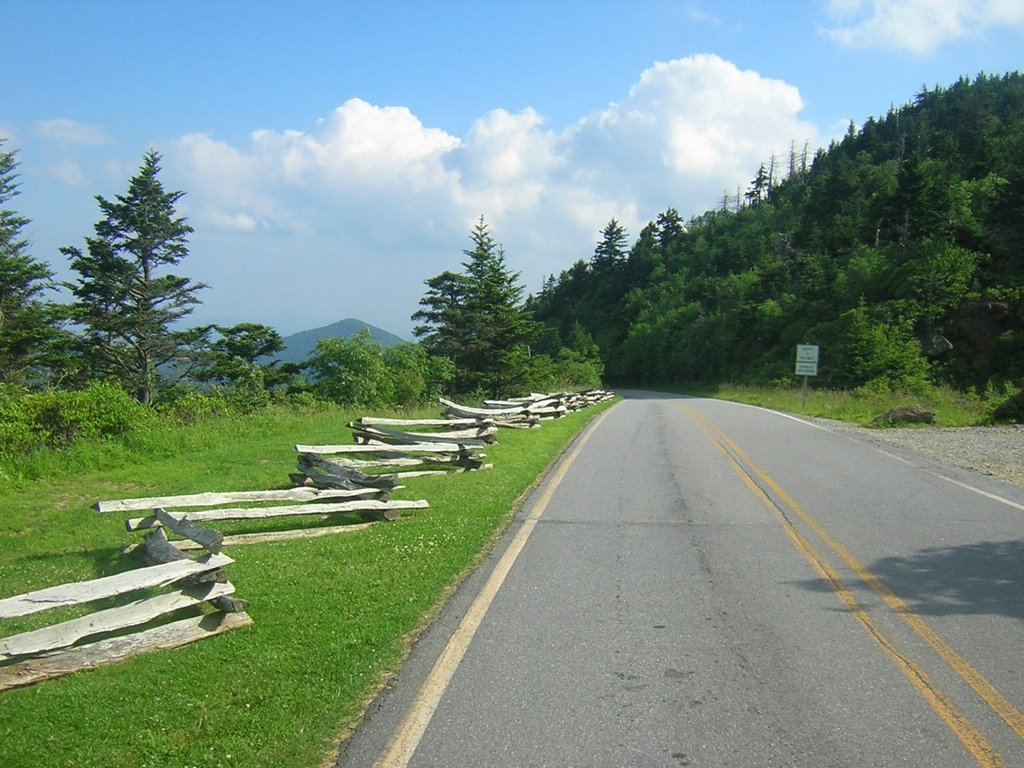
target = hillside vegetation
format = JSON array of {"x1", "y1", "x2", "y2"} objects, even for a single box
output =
[{"x1": 529, "y1": 73, "x2": 1024, "y2": 418}]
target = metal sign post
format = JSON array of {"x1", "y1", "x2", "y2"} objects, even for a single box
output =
[{"x1": 795, "y1": 345, "x2": 819, "y2": 406}]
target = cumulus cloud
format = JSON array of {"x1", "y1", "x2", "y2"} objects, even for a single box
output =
[
  {"x1": 165, "y1": 55, "x2": 817, "y2": 334},
  {"x1": 35, "y1": 118, "x2": 112, "y2": 145},
  {"x1": 820, "y1": 0, "x2": 1024, "y2": 55},
  {"x1": 563, "y1": 54, "x2": 815, "y2": 220},
  {"x1": 250, "y1": 99, "x2": 459, "y2": 189}
]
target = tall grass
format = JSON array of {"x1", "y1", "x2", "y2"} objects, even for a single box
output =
[{"x1": 664, "y1": 382, "x2": 994, "y2": 426}]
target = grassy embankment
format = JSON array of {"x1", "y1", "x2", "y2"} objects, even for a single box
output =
[
  {"x1": 0, "y1": 400, "x2": 614, "y2": 768},
  {"x1": 660, "y1": 383, "x2": 994, "y2": 426}
]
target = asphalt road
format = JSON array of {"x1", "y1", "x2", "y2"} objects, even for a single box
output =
[{"x1": 338, "y1": 393, "x2": 1024, "y2": 767}]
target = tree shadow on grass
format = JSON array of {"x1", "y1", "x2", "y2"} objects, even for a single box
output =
[{"x1": 793, "y1": 539, "x2": 1024, "y2": 625}]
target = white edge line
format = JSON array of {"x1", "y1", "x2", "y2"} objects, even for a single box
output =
[
  {"x1": 373, "y1": 405, "x2": 617, "y2": 768},
  {"x1": 930, "y1": 472, "x2": 1024, "y2": 513},
  {"x1": 694, "y1": 396, "x2": 1024, "y2": 512},
  {"x1": 699, "y1": 397, "x2": 832, "y2": 430}
]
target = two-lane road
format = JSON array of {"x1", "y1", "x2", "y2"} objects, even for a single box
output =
[{"x1": 338, "y1": 393, "x2": 1024, "y2": 767}]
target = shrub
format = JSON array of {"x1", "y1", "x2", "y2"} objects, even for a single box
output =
[
  {"x1": 384, "y1": 343, "x2": 454, "y2": 405},
  {"x1": 0, "y1": 385, "x2": 37, "y2": 456},
  {"x1": 832, "y1": 304, "x2": 931, "y2": 392},
  {"x1": 307, "y1": 329, "x2": 394, "y2": 407},
  {"x1": 0, "y1": 381, "x2": 155, "y2": 455},
  {"x1": 307, "y1": 331, "x2": 455, "y2": 407}
]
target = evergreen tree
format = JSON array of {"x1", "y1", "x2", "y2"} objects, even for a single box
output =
[
  {"x1": 591, "y1": 218, "x2": 629, "y2": 275},
  {"x1": 414, "y1": 216, "x2": 541, "y2": 396},
  {"x1": 412, "y1": 270, "x2": 471, "y2": 368},
  {"x1": 482, "y1": 74, "x2": 1024, "y2": 396},
  {"x1": 63, "y1": 150, "x2": 205, "y2": 404},
  {"x1": 0, "y1": 140, "x2": 64, "y2": 385}
]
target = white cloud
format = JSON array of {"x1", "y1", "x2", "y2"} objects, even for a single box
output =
[
  {"x1": 250, "y1": 99, "x2": 460, "y2": 189},
  {"x1": 448, "y1": 107, "x2": 563, "y2": 219},
  {"x1": 206, "y1": 210, "x2": 262, "y2": 232},
  {"x1": 820, "y1": 0, "x2": 1024, "y2": 55},
  {"x1": 563, "y1": 54, "x2": 815, "y2": 219},
  {"x1": 173, "y1": 132, "x2": 279, "y2": 228},
  {"x1": 163, "y1": 55, "x2": 818, "y2": 334},
  {"x1": 45, "y1": 159, "x2": 87, "y2": 187},
  {"x1": 35, "y1": 118, "x2": 112, "y2": 145}
]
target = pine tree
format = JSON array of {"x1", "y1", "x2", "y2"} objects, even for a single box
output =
[
  {"x1": 63, "y1": 150, "x2": 205, "y2": 404},
  {"x1": 413, "y1": 216, "x2": 541, "y2": 396},
  {"x1": 591, "y1": 218, "x2": 629, "y2": 275},
  {"x1": 0, "y1": 140, "x2": 63, "y2": 384},
  {"x1": 412, "y1": 270, "x2": 471, "y2": 368}
]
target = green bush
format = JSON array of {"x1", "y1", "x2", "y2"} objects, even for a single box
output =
[
  {"x1": 222, "y1": 365, "x2": 273, "y2": 413},
  {"x1": 384, "y1": 342, "x2": 454, "y2": 405},
  {"x1": 0, "y1": 386, "x2": 37, "y2": 455},
  {"x1": 278, "y1": 390, "x2": 331, "y2": 412},
  {"x1": 832, "y1": 304, "x2": 931, "y2": 392},
  {"x1": 0, "y1": 381, "x2": 155, "y2": 456},
  {"x1": 307, "y1": 330, "x2": 394, "y2": 407},
  {"x1": 307, "y1": 330, "x2": 455, "y2": 408}
]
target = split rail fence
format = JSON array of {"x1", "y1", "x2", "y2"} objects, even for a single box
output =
[
  {"x1": 0, "y1": 545, "x2": 248, "y2": 691},
  {"x1": 103, "y1": 486, "x2": 427, "y2": 551},
  {"x1": 292, "y1": 390, "x2": 614, "y2": 491},
  {"x1": 0, "y1": 387, "x2": 613, "y2": 691}
]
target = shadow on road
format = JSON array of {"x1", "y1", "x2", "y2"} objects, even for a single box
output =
[
  {"x1": 868, "y1": 539, "x2": 1024, "y2": 623},
  {"x1": 793, "y1": 539, "x2": 1024, "y2": 624}
]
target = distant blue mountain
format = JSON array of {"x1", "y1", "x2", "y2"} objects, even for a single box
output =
[{"x1": 277, "y1": 318, "x2": 405, "y2": 365}]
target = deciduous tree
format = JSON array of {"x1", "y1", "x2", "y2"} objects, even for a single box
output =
[{"x1": 191, "y1": 322, "x2": 296, "y2": 390}]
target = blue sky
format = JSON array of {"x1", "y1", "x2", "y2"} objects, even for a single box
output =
[{"x1": 4, "y1": 1, "x2": 1023, "y2": 337}]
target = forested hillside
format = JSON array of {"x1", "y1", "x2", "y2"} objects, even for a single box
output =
[{"x1": 529, "y1": 73, "x2": 1024, "y2": 398}]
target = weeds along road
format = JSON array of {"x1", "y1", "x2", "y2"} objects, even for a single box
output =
[{"x1": 338, "y1": 392, "x2": 1024, "y2": 768}]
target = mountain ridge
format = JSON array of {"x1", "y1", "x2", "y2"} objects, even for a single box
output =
[{"x1": 277, "y1": 318, "x2": 404, "y2": 365}]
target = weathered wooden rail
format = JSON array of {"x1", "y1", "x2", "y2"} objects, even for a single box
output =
[
  {"x1": 439, "y1": 397, "x2": 541, "y2": 426},
  {"x1": 294, "y1": 390, "x2": 614, "y2": 490},
  {"x1": 100, "y1": 486, "x2": 426, "y2": 550},
  {"x1": 293, "y1": 411, "x2": 496, "y2": 490},
  {"x1": 0, "y1": 548, "x2": 249, "y2": 691},
  {"x1": 293, "y1": 441, "x2": 490, "y2": 489},
  {"x1": 349, "y1": 420, "x2": 498, "y2": 447},
  {"x1": 439, "y1": 389, "x2": 613, "y2": 424}
]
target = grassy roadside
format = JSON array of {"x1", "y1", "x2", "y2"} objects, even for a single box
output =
[
  {"x1": 0, "y1": 401, "x2": 616, "y2": 768},
  {"x1": 654, "y1": 383, "x2": 993, "y2": 426}
]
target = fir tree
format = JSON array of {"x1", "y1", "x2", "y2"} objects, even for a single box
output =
[
  {"x1": 64, "y1": 150, "x2": 205, "y2": 404},
  {"x1": 414, "y1": 216, "x2": 541, "y2": 396},
  {"x1": 0, "y1": 140, "x2": 63, "y2": 385}
]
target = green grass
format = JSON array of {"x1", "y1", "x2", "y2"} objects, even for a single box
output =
[
  {"x1": 656, "y1": 382, "x2": 993, "y2": 427},
  {"x1": 0, "y1": 401, "x2": 615, "y2": 768}
]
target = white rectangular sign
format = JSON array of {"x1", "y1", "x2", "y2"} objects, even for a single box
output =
[{"x1": 795, "y1": 344, "x2": 819, "y2": 376}]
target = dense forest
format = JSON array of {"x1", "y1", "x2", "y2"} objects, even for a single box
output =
[{"x1": 528, "y1": 73, "x2": 1024, "y2": 402}]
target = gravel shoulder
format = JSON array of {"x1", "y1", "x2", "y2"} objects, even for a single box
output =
[{"x1": 803, "y1": 417, "x2": 1024, "y2": 489}]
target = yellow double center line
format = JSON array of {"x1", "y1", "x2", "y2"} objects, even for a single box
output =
[{"x1": 680, "y1": 403, "x2": 1022, "y2": 768}]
